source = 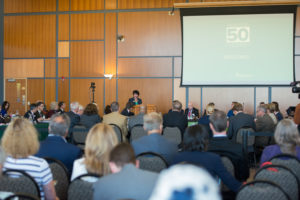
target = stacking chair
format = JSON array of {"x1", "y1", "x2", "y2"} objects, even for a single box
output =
[
  {"x1": 72, "y1": 125, "x2": 89, "y2": 150},
  {"x1": 136, "y1": 152, "x2": 168, "y2": 173},
  {"x1": 220, "y1": 156, "x2": 235, "y2": 191},
  {"x1": 130, "y1": 124, "x2": 146, "y2": 143},
  {"x1": 236, "y1": 128, "x2": 255, "y2": 166},
  {"x1": 4, "y1": 193, "x2": 39, "y2": 200},
  {"x1": 162, "y1": 127, "x2": 182, "y2": 146},
  {"x1": 109, "y1": 124, "x2": 123, "y2": 142}
]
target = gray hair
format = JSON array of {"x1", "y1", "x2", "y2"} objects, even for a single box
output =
[
  {"x1": 143, "y1": 112, "x2": 162, "y2": 132},
  {"x1": 111, "y1": 102, "x2": 119, "y2": 112},
  {"x1": 257, "y1": 105, "x2": 267, "y2": 113},
  {"x1": 209, "y1": 110, "x2": 227, "y2": 132},
  {"x1": 172, "y1": 100, "x2": 182, "y2": 111},
  {"x1": 50, "y1": 101, "x2": 58, "y2": 110},
  {"x1": 0, "y1": 146, "x2": 6, "y2": 165},
  {"x1": 70, "y1": 102, "x2": 79, "y2": 112},
  {"x1": 49, "y1": 113, "x2": 70, "y2": 137}
]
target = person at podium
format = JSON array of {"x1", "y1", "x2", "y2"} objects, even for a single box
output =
[{"x1": 129, "y1": 90, "x2": 142, "y2": 105}]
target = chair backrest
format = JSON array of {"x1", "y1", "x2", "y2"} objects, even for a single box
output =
[
  {"x1": 68, "y1": 174, "x2": 100, "y2": 200},
  {"x1": 136, "y1": 152, "x2": 168, "y2": 173},
  {"x1": 220, "y1": 156, "x2": 235, "y2": 191},
  {"x1": 236, "y1": 128, "x2": 255, "y2": 145},
  {"x1": 4, "y1": 193, "x2": 39, "y2": 200},
  {"x1": 130, "y1": 124, "x2": 146, "y2": 143},
  {"x1": 269, "y1": 154, "x2": 300, "y2": 184},
  {"x1": 0, "y1": 169, "x2": 41, "y2": 199},
  {"x1": 162, "y1": 127, "x2": 182, "y2": 146},
  {"x1": 44, "y1": 157, "x2": 69, "y2": 200},
  {"x1": 236, "y1": 180, "x2": 290, "y2": 200},
  {"x1": 109, "y1": 124, "x2": 123, "y2": 142},
  {"x1": 254, "y1": 164, "x2": 299, "y2": 200},
  {"x1": 72, "y1": 125, "x2": 89, "y2": 146}
]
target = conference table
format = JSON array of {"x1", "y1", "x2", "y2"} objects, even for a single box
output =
[{"x1": 0, "y1": 122, "x2": 49, "y2": 141}]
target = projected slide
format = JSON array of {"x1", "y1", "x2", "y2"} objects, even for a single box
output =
[{"x1": 182, "y1": 13, "x2": 294, "y2": 86}]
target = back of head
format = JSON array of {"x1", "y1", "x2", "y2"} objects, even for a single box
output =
[
  {"x1": 84, "y1": 103, "x2": 98, "y2": 115},
  {"x1": 183, "y1": 125, "x2": 209, "y2": 152},
  {"x1": 232, "y1": 103, "x2": 243, "y2": 112},
  {"x1": 172, "y1": 100, "x2": 182, "y2": 111},
  {"x1": 70, "y1": 102, "x2": 79, "y2": 112},
  {"x1": 104, "y1": 105, "x2": 111, "y2": 114},
  {"x1": 257, "y1": 104, "x2": 267, "y2": 114},
  {"x1": 272, "y1": 101, "x2": 280, "y2": 112},
  {"x1": 267, "y1": 103, "x2": 276, "y2": 113},
  {"x1": 84, "y1": 123, "x2": 118, "y2": 175},
  {"x1": 2, "y1": 117, "x2": 39, "y2": 158},
  {"x1": 209, "y1": 110, "x2": 227, "y2": 132},
  {"x1": 111, "y1": 101, "x2": 119, "y2": 112},
  {"x1": 109, "y1": 143, "x2": 136, "y2": 168},
  {"x1": 143, "y1": 112, "x2": 162, "y2": 132},
  {"x1": 49, "y1": 113, "x2": 70, "y2": 137}
]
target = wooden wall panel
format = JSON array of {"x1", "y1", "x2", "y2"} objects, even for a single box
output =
[
  {"x1": 59, "y1": 15, "x2": 70, "y2": 41},
  {"x1": 59, "y1": 59, "x2": 70, "y2": 78},
  {"x1": 118, "y1": 58, "x2": 172, "y2": 77},
  {"x1": 71, "y1": 13, "x2": 104, "y2": 40},
  {"x1": 4, "y1": 59, "x2": 44, "y2": 78},
  {"x1": 45, "y1": 59, "x2": 56, "y2": 77},
  {"x1": 59, "y1": 0, "x2": 70, "y2": 11},
  {"x1": 105, "y1": 79, "x2": 116, "y2": 107},
  {"x1": 4, "y1": 15, "x2": 56, "y2": 58},
  {"x1": 189, "y1": 88, "x2": 201, "y2": 113},
  {"x1": 58, "y1": 42, "x2": 70, "y2": 58},
  {"x1": 197, "y1": 0, "x2": 252, "y2": 2},
  {"x1": 70, "y1": 0, "x2": 104, "y2": 11},
  {"x1": 174, "y1": 78, "x2": 186, "y2": 109},
  {"x1": 70, "y1": 79, "x2": 104, "y2": 115},
  {"x1": 174, "y1": 57, "x2": 182, "y2": 77},
  {"x1": 70, "y1": 41, "x2": 104, "y2": 77},
  {"x1": 118, "y1": 11, "x2": 181, "y2": 56},
  {"x1": 118, "y1": 0, "x2": 185, "y2": 9},
  {"x1": 272, "y1": 87, "x2": 299, "y2": 117},
  {"x1": 58, "y1": 79, "x2": 70, "y2": 111},
  {"x1": 106, "y1": 0, "x2": 117, "y2": 9},
  {"x1": 27, "y1": 79, "x2": 44, "y2": 109},
  {"x1": 105, "y1": 13, "x2": 117, "y2": 75},
  {"x1": 118, "y1": 79, "x2": 172, "y2": 114},
  {"x1": 45, "y1": 79, "x2": 56, "y2": 110},
  {"x1": 4, "y1": 0, "x2": 56, "y2": 13}
]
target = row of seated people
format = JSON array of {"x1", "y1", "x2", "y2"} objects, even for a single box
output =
[{"x1": 0, "y1": 105, "x2": 299, "y2": 199}]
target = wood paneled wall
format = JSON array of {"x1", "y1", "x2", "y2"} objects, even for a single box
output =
[{"x1": 3, "y1": 0, "x2": 300, "y2": 116}]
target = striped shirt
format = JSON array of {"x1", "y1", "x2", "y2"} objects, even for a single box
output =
[{"x1": 3, "y1": 156, "x2": 53, "y2": 199}]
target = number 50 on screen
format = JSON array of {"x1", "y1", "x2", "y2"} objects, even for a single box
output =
[{"x1": 226, "y1": 26, "x2": 250, "y2": 43}]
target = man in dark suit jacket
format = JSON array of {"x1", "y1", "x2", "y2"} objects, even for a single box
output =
[
  {"x1": 184, "y1": 102, "x2": 199, "y2": 119},
  {"x1": 24, "y1": 103, "x2": 39, "y2": 124},
  {"x1": 208, "y1": 110, "x2": 249, "y2": 181},
  {"x1": 163, "y1": 100, "x2": 188, "y2": 135},
  {"x1": 66, "y1": 102, "x2": 80, "y2": 141},
  {"x1": 36, "y1": 113, "x2": 82, "y2": 173},
  {"x1": 227, "y1": 103, "x2": 256, "y2": 142}
]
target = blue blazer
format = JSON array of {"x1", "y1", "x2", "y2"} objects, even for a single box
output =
[{"x1": 35, "y1": 136, "x2": 82, "y2": 173}]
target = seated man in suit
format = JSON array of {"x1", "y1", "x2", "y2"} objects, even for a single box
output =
[
  {"x1": 128, "y1": 90, "x2": 142, "y2": 105},
  {"x1": 24, "y1": 103, "x2": 40, "y2": 124},
  {"x1": 163, "y1": 100, "x2": 188, "y2": 136},
  {"x1": 132, "y1": 112, "x2": 178, "y2": 164},
  {"x1": 185, "y1": 102, "x2": 199, "y2": 119},
  {"x1": 103, "y1": 101, "x2": 128, "y2": 140},
  {"x1": 121, "y1": 101, "x2": 135, "y2": 117},
  {"x1": 227, "y1": 103, "x2": 256, "y2": 142},
  {"x1": 36, "y1": 113, "x2": 82, "y2": 173},
  {"x1": 93, "y1": 143, "x2": 158, "y2": 200},
  {"x1": 35, "y1": 101, "x2": 46, "y2": 121},
  {"x1": 128, "y1": 105, "x2": 146, "y2": 131},
  {"x1": 66, "y1": 101, "x2": 80, "y2": 141},
  {"x1": 57, "y1": 101, "x2": 66, "y2": 114},
  {"x1": 208, "y1": 110, "x2": 249, "y2": 181}
]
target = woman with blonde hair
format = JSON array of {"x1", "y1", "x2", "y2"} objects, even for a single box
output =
[
  {"x1": 2, "y1": 117, "x2": 56, "y2": 200},
  {"x1": 260, "y1": 119, "x2": 300, "y2": 165},
  {"x1": 71, "y1": 123, "x2": 118, "y2": 181}
]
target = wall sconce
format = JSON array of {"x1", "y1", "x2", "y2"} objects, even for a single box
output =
[
  {"x1": 117, "y1": 35, "x2": 125, "y2": 42},
  {"x1": 104, "y1": 74, "x2": 113, "y2": 80}
]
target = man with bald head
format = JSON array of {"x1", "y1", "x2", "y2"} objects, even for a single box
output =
[
  {"x1": 128, "y1": 105, "x2": 146, "y2": 131},
  {"x1": 184, "y1": 102, "x2": 199, "y2": 119}
]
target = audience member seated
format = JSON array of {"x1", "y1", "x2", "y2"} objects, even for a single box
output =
[
  {"x1": 57, "y1": 101, "x2": 66, "y2": 114},
  {"x1": 128, "y1": 105, "x2": 146, "y2": 131},
  {"x1": 272, "y1": 101, "x2": 283, "y2": 121},
  {"x1": 24, "y1": 103, "x2": 39, "y2": 124},
  {"x1": 198, "y1": 103, "x2": 215, "y2": 136},
  {"x1": 104, "y1": 105, "x2": 111, "y2": 114},
  {"x1": 227, "y1": 101, "x2": 238, "y2": 118},
  {"x1": 121, "y1": 101, "x2": 135, "y2": 117},
  {"x1": 46, "y1": 101, "x2": 58, "y2": 119},
  {"x1": 80, "y1": 103, "x2": 102, "y2": 130},
  {"x1": 2, "y1": 118, "x2": 57, "y2": 199},
  {"x1": 267, "y1": 103, "x2": 278, "y2": 125},
  {"x1": 71, "y1": 123, "x2": 118, "y2": 181},
  {"x1": 93, "y1": 143, "x2": 158, "y2": 200},
  {"x1": 66, "y1": 101, "x2": 80, "y2": 139},
  {"x1": 0, "y1": 147, "x2": 13, "y2": 200},
  {"x1": 0, "y1": 101, "x2": 9, "y2": 117},
  {"x1": 132, "y1": 112, "x2": 178, "y2": 164},
  {"x1": 35, "y1": 101, "x2": 46, "y2": 121},
  {"x1": 163, "y1": 100, "x2": 188, "y2": 135},
  {"x1": 36, "y1": 113, "x2": 82, "y2": 173},
  {"x1": 128, "y1": 90, "x2": 142, "y2": 105},
  {"x1": 103, "y1": 101, "x2": 128, "y2": 140},
  {"x1": 185, "y1": 102, "x2": 199, "y2": 120},
  {"x1": 77, "y1": 104, "x2": 84, "y2": 116},
  {"x1": 260, "y1": 119, "x2": 300, "y2": 165},
  {"x1": 227, "y1": 103, "x2": 256, "y2": 141},
  {"x1": 208, "y1": 111, "x2": 249, "y2": 181},
  {"x1": 149, "y1": 164, "x2": 220, "y2": 200},
  {"x1": 172, "y1": 125, "x2": 242, "y2": 193},
  {"x1": 202, "y1": 102, "x2": 215, "y2": 116}
]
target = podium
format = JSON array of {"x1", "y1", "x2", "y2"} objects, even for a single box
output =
[
  {"x1": 132, "y1": 104, "x2": 157, "y2": 115},
  {"x1": 132, "y1": 105, "x2": 141, "y2": 115}
]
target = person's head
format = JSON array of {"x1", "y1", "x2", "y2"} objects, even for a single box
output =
[
  {"x1": 272, "y1": 101, "x2": 280, "y2": 112},
  {"x1": 36, "y1": 101, "x2": 45, "y2": 112},
  {"x1": 109, "y1": 143, "x2": 137, "y2": 173},
  {"x1": 0, "y1": 146, "x2": 6, "y2": 174},
  {"x1": 267, "y1": 103, "x2": 276, "y2": 114},
  {"x1": 58, "y1": 101, "x2": 66, "y2": 110},
  {"x1": 143, "y1": 112, "x2": 163, "y2": 134},
  {"x1": 84, "y1": 103, "x2": 98, "y2": 116},
  {"x1": 2, "y1": 118, "x2": 39, "y2": 158},
  {"x1": 182, "y1": 125, "x2": 209, "y2": 152},
  {"x1": 188, "y1": 102, "x2": 193, "y2": 110},
  {"x1": 29, "y1": 103, "x2": 37, "y2": 113},
  {"x1": 70, "y1": 102, "x2": 79, "y2": 113},
  {"x1": 1, "y1": 101, "x2": 9, "y2": 111},
  {"x1": 209, "y1": 110, "x2": 228, "y2": 133},
  {"x1": 104, "y1": 105, "x2": 111, "y2": 114},
  {"x1": 49, "y1": 113, "x2": 70, "y2": 138},
  {"x1": 231, "y1": 101, "x2": 238, "y2": 109},
  {"x1": 206, "y1": 103, "x2": 214, "y2": 115},
  {"x1": 84, "y1": 123, "x2": 118, "y2": 176},
  {"x1": 133, "y1": 90, "x2": 140, "y2": 99},
  {"x1": 274, "y1": 119, "x2": 300, "y2": 154},
  {"x1": 77, "y1": 104, "x2": 84, "y2": 115},
  {"x1": 257, "y1": 105, "x2": 267, "y2": 117},
  {"x1": 111, "y1": 102, "x2": 119, "y2": 112},
  {"x1": 125, "y1": 101, "x2": 134, "y2": 110},
  {"x1": 232, "y1": 103, "x2": 243, "y2": 115},
  {"x1": 172, "y1": 100, "x2": 182, "y2": 112},
  {"x1": 50, "y1": 101, "x2": 58, "y2": 111},
  {"x1": 259, "y1": 102, "x2": 265, "y2": 106},
  {"x1": 139, "y1": 105, "x2": 146, "y2": 113}
]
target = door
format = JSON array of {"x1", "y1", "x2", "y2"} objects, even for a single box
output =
[{"x1": 5, "y1": 79, "x2": 27, "y2": 116}]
